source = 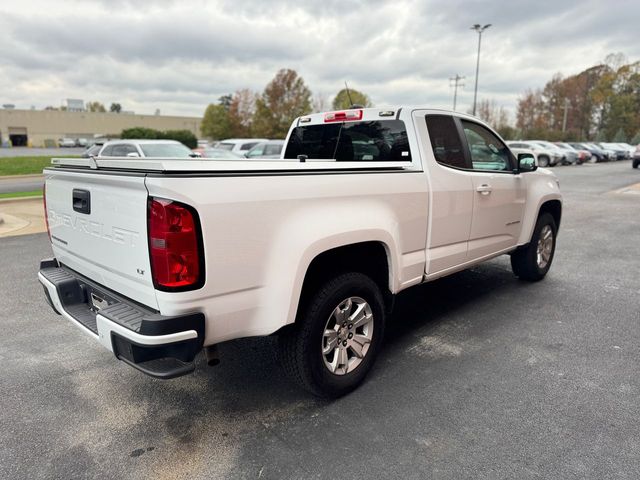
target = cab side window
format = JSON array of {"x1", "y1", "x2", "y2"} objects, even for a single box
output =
[
  {"x1": 425, "y1": 115, "x2": 468, "y2": 169},
  {"x1": 461, "y1": 121, "x2": 513, "y2": 172}
]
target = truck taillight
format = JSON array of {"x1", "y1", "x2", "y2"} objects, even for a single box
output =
[
  {"x1": 43, "y1": 184, "x2": 51, "y2": 241},
  {"x1": 148, "y1": 198, "x2": 204, "y2": 291},
  {"x1": 324, "y1": 109, "x2": 363, "y2": 123}
]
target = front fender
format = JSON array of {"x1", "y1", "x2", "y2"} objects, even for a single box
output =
[{"x1": 518, "y1": 170, "x2": 562, "y2": 245}]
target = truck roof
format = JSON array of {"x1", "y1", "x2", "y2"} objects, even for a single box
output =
[{"x1": 295, "y1": 106, "x2": 481, "y2": 125}]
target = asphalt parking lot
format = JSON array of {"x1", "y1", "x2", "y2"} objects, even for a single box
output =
[{"x1": 1, "y1": 161, "x2": 639, "y2": 480}]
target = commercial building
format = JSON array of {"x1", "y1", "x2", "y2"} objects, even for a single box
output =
[{"x1": 0, "y1": 109, "x2": 202, "y2": 147}]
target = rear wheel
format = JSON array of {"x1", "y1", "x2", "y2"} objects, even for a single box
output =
[
  {"x1": 511, "y1": 213, "x2": 557, "y2": 282},
  {"x1": 279, "y1": 272, "x2": 385, "y2": 397},
  {"x1": 633, "y1": 159, "x2": 639, "y2": 169}
]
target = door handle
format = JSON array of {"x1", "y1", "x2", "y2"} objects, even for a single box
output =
[
  {"x1": 476, "y1": 184, "x2": 492, "y2": 195},
  {"x1": 72, "y1": 189, "x2": 91, "y2": 214}
]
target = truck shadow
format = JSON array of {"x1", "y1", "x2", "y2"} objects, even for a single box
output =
[{"x1": 119, "y1": 258, "x2": 542, "y2": 477}]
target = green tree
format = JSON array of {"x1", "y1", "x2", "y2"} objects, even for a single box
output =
[
  {"x1": 110, "y1": 103, "x2": 122, "y2": 113},
  {"x1": 121, "y1": 127, "x2": 159, "y2": 139},
  {"x1": 218, "y1": 94, "x2": 233, "y2": 111},
  {"x1": 331, "y1": 88, "x2": 372, "y2": 110},
  {"x1": 120, "y1": 127, "x2": 197, "y2": 148},
  {"x1": 613, "y1": 128, "x2": 627, "y2": 142},
  {"x1": 201, "y1": 104, "x2": 231, "y2": 140},
  {"x1": 252, "y1": 69, "x2": 312, "y2": 138},
  {"x1": 595, "y1": 130, "x2": 607, "y2": 142},
  {"x1": 163, "y1": 129, "x2": 198, "y2": 149},
  {"x1": 631, "y1": 131, "x2": 640, "y2": 145},
  {"x1": 87, "y1": 101, "x2": 106, "y2": 112}
]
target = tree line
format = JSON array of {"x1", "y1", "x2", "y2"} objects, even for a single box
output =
[
  {"x1": 514, "y1": 53, "x2": 640, "y2": 143},
  {"x1": 200, "y1": 68, "x2": 372, "y2": 140}
]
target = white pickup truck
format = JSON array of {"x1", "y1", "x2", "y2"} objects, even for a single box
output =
[{"x1": 39, "y1": 107, "x2": 562, "y2": 397}]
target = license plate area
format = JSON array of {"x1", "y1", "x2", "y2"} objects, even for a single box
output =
[{"x1": 84, "y1": 285, "x2": 116, "y2": 313}]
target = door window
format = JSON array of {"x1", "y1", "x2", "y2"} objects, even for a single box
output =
[
  {"x1": 425, "y1": 115, "x2": 468, "y2": 169},
  {"x1": 246, "y1": 144, "x2": 265, "y2": 157},
  {"x1": 99, "y1": 145, "x2": 114, "y2": 156},
  {"x1": 264, "y1": 143, "x2": 282, "y2": 155},
  {"x1": 461, "y1": 121, "x2": 513, "y2": 172},
  {"x1": 111, "y1": 144, "x2": 138, "y2": 156}
]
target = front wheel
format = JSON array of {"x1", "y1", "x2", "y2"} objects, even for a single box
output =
[
  {"x1": 633, "y1": 159, "x2": 639, "y2": 169},
  {"x1": 279, "y1": 272, "x2": 386, "y2": 397},
  {"x1": 511, "y1": 213, "x2": 557, "y2": 281},
  {"x1": 538, "y1": 155, "x2": 550, "y2": 167}
]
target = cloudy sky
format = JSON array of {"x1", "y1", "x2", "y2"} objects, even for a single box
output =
[{"x1": 1, "y1": 0, "x2": 639, "y2": 119}]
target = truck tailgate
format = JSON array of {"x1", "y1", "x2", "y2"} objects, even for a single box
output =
[{"x1": 45, "y1": 169, "x2": 158, "y2": 309}]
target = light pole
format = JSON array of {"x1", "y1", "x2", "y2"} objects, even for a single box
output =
[
  {"x1": 471, "y1": 23, "x2": 491, "y2": 116},
  {"x1": 449, "y1": 74, "x2": 465, "y2": 111}
]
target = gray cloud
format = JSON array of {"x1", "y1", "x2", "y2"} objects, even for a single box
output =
[{"x1": 1, "y1": 0, "x2": 638, "y2": 117}]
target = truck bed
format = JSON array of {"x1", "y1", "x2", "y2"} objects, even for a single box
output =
[{"x1": 50, "y1": 156, "x2": 415, "y2": 173}]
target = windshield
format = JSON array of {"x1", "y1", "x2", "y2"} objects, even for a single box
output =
[
  {"x1": 284, "y1": 120, "x2": 411, "y2": 162},
  {"x1": 139, "y1": 143, "x2": 193, "y2": 157}
]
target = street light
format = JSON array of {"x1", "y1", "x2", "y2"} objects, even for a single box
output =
[{"x1": 471, "y1": 23, "x2": 491, "y2": 116}]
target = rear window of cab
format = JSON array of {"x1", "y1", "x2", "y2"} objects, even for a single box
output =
[{"x1": 284, "y1": 120, "x2": 411, "y2": 162}]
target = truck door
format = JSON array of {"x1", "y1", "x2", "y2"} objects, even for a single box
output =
[
  {"x1": 417, "y1": 113, "x2": 473, "y2": 274},
  {"x1": 457, "y1": 119, "x2": 526, "y2": 259}
]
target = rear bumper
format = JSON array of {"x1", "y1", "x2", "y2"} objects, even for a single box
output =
[{"x1": 38, "y1": 259, "x2": 204, "y2": 379}]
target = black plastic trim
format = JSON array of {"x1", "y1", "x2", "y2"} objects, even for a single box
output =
[
  {"x1": 111, "y1": 333, "x2": 199, "y2": 379},
  {"x1": 39, "y1": 262, "x2": 205, "y2": 342}
]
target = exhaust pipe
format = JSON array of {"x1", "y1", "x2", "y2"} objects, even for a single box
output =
[{"x1": 204, "y1": 345, "x2": 220, "y2": 367}]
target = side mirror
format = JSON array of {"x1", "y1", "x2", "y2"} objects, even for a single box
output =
[
  {"x1": 126, "y1": 152, "x2": 140, "y2": 158},
  {"x1": 517, "y1": 153, "x2": 537, "y2": 172}
]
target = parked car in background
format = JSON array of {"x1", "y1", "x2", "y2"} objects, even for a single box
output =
[
  {"x1": 99, "y1": 139, "x2": 200, "y2": 158},
  {"x1": 617, "y1": 143, "x2": 636, "y2": 158},
  {"x1": 81, "y1": 142, "x2": 104, "y2": 158},
  {"x1": 506, "y1": 141, "x2": 557, "y2": 167},
  {"x1": 505, "y1": 146, "x2": 538, "y2": 166},
  {"x1": 587, "y1": 143, "x2": 615, "y2": 161},
  {"x1": 75, "y1": 138, "x2": 88, "y2": 147},
  {"x1": 569, "y1": 143, "x2": 608, "y2": 162},
  {"x1": 530, "y1": 140, "x2": 576, "y2": 165},
  {"x1": 192, "y1": 139, "x2": 211, "y2": 157},
  {"x1": 213, "y1": 138, "x2": 269, "y2": 155},
  {"x1": 555, "y1": 142, "x2": 590, "y2": 164},
  {"x1": 58, "y1": 138, "x2": 76, "y2": 148},
  {"x1": 633, "y1": 145, "x2": 640, "y2": 169},
  {"x1": 245, "y1": 140, "x2": 285, "y2": 159},
  {"x1": 598, "y1": 143, "x2": 627, "y2": 160},
  {"x1": 202, "y1": 148, "x2": 245, "y2": 159}
]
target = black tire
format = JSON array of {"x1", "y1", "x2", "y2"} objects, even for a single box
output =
[
  {"x1": 538, "y1": 155, "x2": 550, "y2": 168},
  {"x1": 510, "y1": 213, "x2": 557, "y2": 282},
  {"x1": 279, "y1": 272, "x2": 386, "y2": 398},
  {"x1": 633, "y1": 159, "x2": 639, "y2": 169}
]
